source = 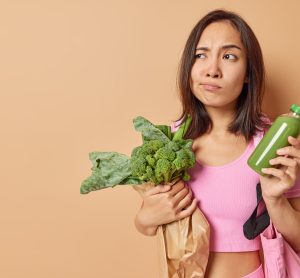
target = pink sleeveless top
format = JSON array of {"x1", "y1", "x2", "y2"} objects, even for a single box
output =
[{"x1": 171, "y1": 122, "x2": 300, "y2": 252}]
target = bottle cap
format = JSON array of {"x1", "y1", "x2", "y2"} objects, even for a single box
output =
[{"x1": 290, "y1": 104, "x2": 300, "y2": 115}]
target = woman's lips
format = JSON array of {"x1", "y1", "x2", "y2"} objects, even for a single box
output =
[{"x1": 201, "y1": 84, "x2": 221, "y2": 92}]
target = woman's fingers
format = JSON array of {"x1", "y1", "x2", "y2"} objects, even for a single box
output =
[
  {"x1": 145, "y1": 184, "x2": 171, "y2": 196},
  {"x1": 277, "y1": 138, "x2": 300, "y2": 162},
  {"x1": 262, "y1": 167, "x2": 294, "y2": 185},
  {"x1": 174, "y1": 188, "x2": 193, "y2": 210},
  {"x1": 288, "y1": 136, "x2": 300, "y2": 149},
  {"x1": 142, "y1": 179, "x2": 198, "y2": 223},
  {"x1": 269, "y1": 156, "x2": 298, "y2": 168},
  {"x1": 268, "y1": 141, "x2": 300, "y2": 182},
  {"x1": 172, "y1": 186, "x2": 189, "y2": 205},
  {"x1": 176, "y1": 198, "x2": 198, "y2": 220},
  {"x1": 168, "y1": 180, "x2": 186, "y2": 196},
  {"x1": 146, "y1": 179, "x2": 185, "y2": 197},
  {"x1": 262, "y1": 167, "x2": 287, "y2": 178}
]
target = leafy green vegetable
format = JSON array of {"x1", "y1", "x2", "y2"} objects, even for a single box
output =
[
  {"x1": 130, "y1": 115, "x2": 195, "y2": 185},
  {"x1": 80, "y1": 115, "x2": 195, "y2": 194},
  {"x1": 80, "y1": 152, "x2": 141, "y2": 194},
  {"x1": 172, "y1": 115, "x2": 192, "y2": 141},
  {"x1": 155, "y1": 125, "x2": 172, "y2": 140},
  {"x1": 133, "y1": 116, "x2": 170, "y2": 143}
]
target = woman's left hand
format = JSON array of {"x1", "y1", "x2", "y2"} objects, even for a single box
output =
[{"x1": 260, "y1": 136, "x2": 300, "y2": 202}]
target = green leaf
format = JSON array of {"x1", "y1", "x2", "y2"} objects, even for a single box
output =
[
  {"x1": 155, "y1": 125, "x2": 172, "y2": 140},
  {"x1": 133, "y1": 116, "x2": 170, "y2": 143},
  {"x1": 176, "y1": 139, "x2": 193, "y2": 149},
  {"x1": 80, "y1": 152, "x2": 135, "y2": 194},
  {"x1": 172, "y1": 115, "x2": 192, "y2": 141},
  {"x1": 120, "y1": 176, "x2": 143, "y2": 185}
]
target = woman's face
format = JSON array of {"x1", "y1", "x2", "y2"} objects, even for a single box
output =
[{"x1": 190, "y1": 20, "x2": 248, "y2": 110}]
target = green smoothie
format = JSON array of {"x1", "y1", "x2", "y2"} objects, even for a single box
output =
[{"x1": 248, "y1": 104, "x2": 300, "y2": 175}]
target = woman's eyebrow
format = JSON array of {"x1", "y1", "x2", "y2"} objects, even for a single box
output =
[{"x1": 196, "y1": 44, "x2": 242, "y2": 51}]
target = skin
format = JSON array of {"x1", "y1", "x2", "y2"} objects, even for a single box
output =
[
  {"x1": 134, "y1": 180, "x2": 197, "y2": 236},
  {"x1": 190, "y1": 21, "x2": 248, "y2": 112},
  {"x1": 260, "y1": 135, "x2": 300, "y2": 252},
  {"x1": 261, "y1": 136, "x2": 300, "y2": 203},
  {"x1": 135, "y1": 20, "x2": 300, "y2": 277}
]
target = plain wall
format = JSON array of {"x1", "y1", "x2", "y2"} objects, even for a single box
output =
[{"x1": 1, "y1": 1, "x2": 300, "y2": 277}]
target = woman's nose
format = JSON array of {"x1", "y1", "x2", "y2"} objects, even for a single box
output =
[{"x1": 205, "y1": 59, "x2": 222, "y2": 78}]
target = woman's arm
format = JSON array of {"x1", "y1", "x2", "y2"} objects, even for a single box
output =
[
  {"x1": 134, "y1": 201, "x2": 160, "y2": 236},
  {"x1": 134, "y1": 180, "x2": 198, "y2": 236},
  {"x1": 264, "y1": 196, "x2": 300, "y2": 252},
  {"x1": 260, "y1": 136, "x2": 300, "y2": 251}
]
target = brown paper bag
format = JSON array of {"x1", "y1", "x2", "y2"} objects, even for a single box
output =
[{"x1": 133, "y1": 181, "x2": 210, "y2": 278}]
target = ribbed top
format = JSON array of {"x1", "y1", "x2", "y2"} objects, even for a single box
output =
[
  {"x1": 171, "y1": 121, "x2": 300, "y2": 252},
  {"x1": 187, "y1": 139, "x2": 261, "y2": 251}
]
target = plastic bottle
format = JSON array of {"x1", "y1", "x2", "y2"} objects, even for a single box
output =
[{"x1": 248, "y1": 104, "x2": 300, "y2": 175}]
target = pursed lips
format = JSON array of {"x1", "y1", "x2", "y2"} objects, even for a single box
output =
[{"x1": 201, "y1": 83, "x2": 222, "y2": 91}]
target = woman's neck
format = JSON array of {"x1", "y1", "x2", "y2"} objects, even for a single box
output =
[{"x1": 205, "y1": 105, "x2": 236, "y2": 136}]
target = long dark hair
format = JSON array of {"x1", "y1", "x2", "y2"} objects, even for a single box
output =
[{"x1": 176, "y1": 9, "x2": 269, "y2": 142}]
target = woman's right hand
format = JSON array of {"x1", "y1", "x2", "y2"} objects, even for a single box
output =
[{"x1": 134, "y1": 179, "x2": 198, "y2": 236}]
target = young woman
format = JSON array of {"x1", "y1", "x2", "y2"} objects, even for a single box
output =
[{"x1": 134, "y1": 9, "x2": 300, "y2": 278}]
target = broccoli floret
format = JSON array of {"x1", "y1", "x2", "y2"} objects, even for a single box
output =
[
  {"x1": 131, "y1": 140, "x2": 162, "y2": 181},
  {"x1": 131, "y1": 156, "x2": 147, "y2": 178},
  {"x1": 155, "y1": 158, "x2": 177, "y2": 183},
  {"x1": 182, "y1": 170, "x2": 191, "y2": 181},
  {"x1": 145, "y1": 154, "x2": 156, "y2": 168},
  {"x1": 130, "y1": 115, "x2": 195, "y2": 185},
  {"x1": 131, "y1": 140, "x2": 164, "y2": 157},
  {"x1": 154, "y1": 145, "x2": 176, "y2": 161},
  {"x1": 173, "y1": 148, "x2": 195, "y2": 170},
  {"x1": 137, "y1": 142, "x2": 154, "y2": 156},
  {"x1": 144, "y1": 165, "x2": 158, "y2": 184},
  {"x1": 166, "y1": 141, "x2": 180, "y2": 152},
  {"x1": 149, "y1": 139, "x2": 165, "y2": 151}
]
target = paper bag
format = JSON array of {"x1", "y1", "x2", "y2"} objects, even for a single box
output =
[{"x1": 133, "y1": 181, "x2": 210, "y2": 278}]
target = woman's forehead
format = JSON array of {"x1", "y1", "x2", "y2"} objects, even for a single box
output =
[{"x1": 197, "y1": 21, "x2": 243, "y2": 49}]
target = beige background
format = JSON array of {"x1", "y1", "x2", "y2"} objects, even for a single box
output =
[{"x1": 1, "y1": 1, "x2": 300, "y2": 277}]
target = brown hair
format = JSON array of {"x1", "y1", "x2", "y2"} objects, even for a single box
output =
[{"x1": 176, "y1": 9, "x2": 269, "y2": 141}]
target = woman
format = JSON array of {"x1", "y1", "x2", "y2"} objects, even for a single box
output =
[{"x1": 134, "y1": 9, "x2": 300, "y2": 278}]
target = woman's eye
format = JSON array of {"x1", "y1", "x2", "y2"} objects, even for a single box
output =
[
  {"x1": 223, "y1": 54, "x2": 237, "y2": 60},
  {"x1": 194, "y1": 53, "x2": 206, "y2": 59}
]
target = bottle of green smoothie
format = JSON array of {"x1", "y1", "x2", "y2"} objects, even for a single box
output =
[{"x1": 248, "y1": 104, "x2": 300, "y2": 175}]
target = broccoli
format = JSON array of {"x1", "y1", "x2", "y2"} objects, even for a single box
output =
[
  {"x1": 154, "y1": 145, "x2": 176, "y2": 161},
  {"x1": 130, "y1": 115, "x2": 195, "y2": 185},
  {"x1": 80, "y1": 115, "x2": 195, "y2": 194},
  {"x1": 145, "y1": 165, "x2": 158, "y2": 184},
  {"x1": 145, "y1": 154, "x2": 156, "y2": 168},
  {"x1": 130, "y1": 156, "x2": 147, "y2": 178},
  {"x1": 155, "y1": 158, "x2": 177, "y2": 184},
  {"x1": 173, "y1": 148, "x2": 195, "y2": 170},
  {"x1": 167, "y1": 141, "x2": 181, "y2": 152}
]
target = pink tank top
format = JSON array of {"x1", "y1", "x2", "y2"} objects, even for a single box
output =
[{"x1": 171, "y1": 122, "x2": 300, "y2": 252}]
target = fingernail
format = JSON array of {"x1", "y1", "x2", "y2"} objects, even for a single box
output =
[
  {"x1": 261, "y1": 168, "x2": 268, "y2": 173},
  {"x1": 277, "y1": 149, "x2": 284, "y2": 154}
]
